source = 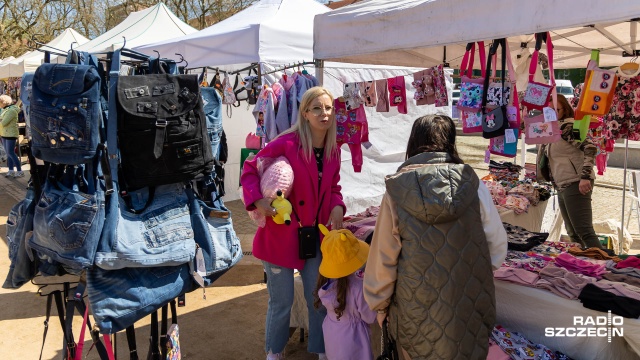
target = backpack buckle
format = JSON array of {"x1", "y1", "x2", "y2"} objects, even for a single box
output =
[{"x1": 155, "y1": 119, "x2": 168, "y2": 128}]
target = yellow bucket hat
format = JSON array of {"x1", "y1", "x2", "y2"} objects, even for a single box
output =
[{"x1": 318, "y1": 224, "x2": 370, "y2": 279}]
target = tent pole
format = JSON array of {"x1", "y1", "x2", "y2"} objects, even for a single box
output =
[
  {"x1": 315, "y1": 59, "x2": 324, "y2": 86},
  {"x1": 620, "y1": 138, "x2": 629, "y2": 254}
]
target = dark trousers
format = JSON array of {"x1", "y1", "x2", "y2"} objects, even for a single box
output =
[{"x1": 557, "y1": 180, "x2": 602, "y2": 249}]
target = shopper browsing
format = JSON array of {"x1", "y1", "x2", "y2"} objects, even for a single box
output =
[
  {"x1": 537, "y1": 94, "x2": 602, "y2": 249},
  {"x1": 314, "y1": 224, "x2": 375, "y2": 360},
  {"x1": 364, "y1": 115, "x2": 508, "y2": 359},
  {"x1": 241, "y1": 86, "x2": 346, "y2": 360},
  {"x1": 0, "y1": 95, "x2": 24, "y2": 178}
]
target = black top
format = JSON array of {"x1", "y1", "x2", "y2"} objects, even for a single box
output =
[{"x1": 313, "y1": 147, "x2": 324, "y2": 185}]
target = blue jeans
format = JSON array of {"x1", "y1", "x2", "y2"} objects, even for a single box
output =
[
  {"x1": 263, "y1": 241, "x2": 326, "y2": 355},
  {"x1": 3, "y1": 188, "x2": 36, "y2": 289},
  {"x1": 87, "y1": 263, "x2": 192, "y2": 334},
  {"x1": 200, "y1": 87, "x2": 223, "y2": 160},
  {"x1": 1, "y1": 138, "x2": 21, "y2": 171},
  {"x1": 94, "y1": 183, "x2": 196, "y2": 270}
]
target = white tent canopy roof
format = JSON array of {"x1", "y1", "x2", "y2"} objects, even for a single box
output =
[
  {"x1": 135, "y1": 0, "x2": 329, "y2": 68},
  {"x1": 314, "y1": 0, "x2": 640, "y2": 69},
  {"x1": 75, "y1": 3, "x2": 196, "y2": 54},
  {"x1": 0, "y1": 28, "x2": 89, "y2": 79}
]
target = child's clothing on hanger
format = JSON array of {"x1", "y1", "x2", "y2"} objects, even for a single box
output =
[
  {"x1": 334, "y1": 99, "x2": 370, "y2": 172},
  {"x1": 387, "y1": 76, "x2": 407, "y2": 114},
  {"x1": 343, "y1": 82, "x2": 363, "y2": 110},
  {"x1": 359, "y1": 81, "x2": 377, "y2": 107},
  {"x1": 253, "y1": 87, "x2": 277, "y2": 141},
  {"x1": 275, "y1": 75, "x2": 299, "y2": 131},
  {"x1": 375, "y1": 79, "x2": 389, "y2": 112}
]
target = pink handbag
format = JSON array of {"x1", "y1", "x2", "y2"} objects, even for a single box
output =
[
  {"x1": 522, "y1": 33, "x2": 555, "y2": 110},
  {"x1": 245, "y1": 132, "x2": 262, "y2": 149},
  {"x1": 524, "y1": 114, "x2": 561, "y2": 144},
  {"x1": 457, "y1": 42, "x2": 487, "y2": 112},
  {"x1": 461, "y1": 109, "x2": 483, "y2": 133}
]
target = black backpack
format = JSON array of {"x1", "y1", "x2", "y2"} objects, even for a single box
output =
[{"x1": 116, "y1": 73, "x2": 214, "y2": 189}]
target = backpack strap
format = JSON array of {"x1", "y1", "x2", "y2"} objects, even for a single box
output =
[{"x1": 147, "y1": 311, "x2": 161, "y2": 360}]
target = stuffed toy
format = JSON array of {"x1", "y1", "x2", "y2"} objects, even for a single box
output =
[{"x1": 271, "y1": 190, "x2": 292, "y2": 225}]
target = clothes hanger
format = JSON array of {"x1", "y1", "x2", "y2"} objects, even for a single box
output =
[{"x1": 620, "y1": 56, "x2": 639, "y2": 73}]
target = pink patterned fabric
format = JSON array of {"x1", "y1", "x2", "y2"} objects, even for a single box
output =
[{"x1": 554, "y1": 253, "x2": 607, "y2": 279}]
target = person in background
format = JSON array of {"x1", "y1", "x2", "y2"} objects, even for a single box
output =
[
  {"x1": 364, "y1": 115, "x2": 508, "y2": 359},
  {"x1": 0, "y1": 95, "x2": 23, "y2": 178},
  {"x1": 241, "y1": 86, "x2": 345, "y2": 360},
  {"x1": 314, "y1": 226, "x2": 375, "y2": 360},
  {"x1": 538, "y1": 93, "x2": 602, "y2": 249}
]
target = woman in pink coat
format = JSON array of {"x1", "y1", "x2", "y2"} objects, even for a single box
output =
[{"x1": 241, "y1": 86, "x2": 346, "y2": 360}]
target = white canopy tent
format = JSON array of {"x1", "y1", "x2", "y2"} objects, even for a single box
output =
[
  {"x1": 135, "y1": 0, "x2": 451, "y2": 208},
  {"x1": 314, "y1": 0, "x2": 640, "y2": 69},
  {"x1": 68, "y1": 3, "x2": 196, "y2": 55},
  {"x1": 135, "y1": 0, "x2": 328, "y2": 68},
  {"x1": 0, "y1": 28, "x2": 89, "y2": 79}
]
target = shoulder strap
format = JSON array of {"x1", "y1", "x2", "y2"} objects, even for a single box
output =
[
  {"x1": 147, "y1": 311, "x2": 161, "y2": 360},
  {"x1": 126, "y1": 326, "x2": 139, "y2": 360}
]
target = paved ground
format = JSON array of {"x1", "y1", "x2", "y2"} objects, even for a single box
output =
[{"x1": 0, "y1": 135, "x2": 638, "y2": 359}]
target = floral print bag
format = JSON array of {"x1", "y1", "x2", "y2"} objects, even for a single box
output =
[
  {"x1": 522, "y1": 32, "x2": 555, "y2": 110},
  {"x1": 457, "y1": 41, "x2": 486, "y2": 112}
]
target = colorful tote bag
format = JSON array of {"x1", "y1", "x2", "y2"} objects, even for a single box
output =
[
  {"x1": 461, "y1": 109, "x2": 484, "y2": 133},
  {"x1": 575, "y1": 50, "x2": 618, "y2": 119},
  {"x1": 457, "y1": 42, "x2": 486, "y2": 112},
  {"x1": 522, "y1": 32, "x2": 555, "y2": 110},
  {"x1": 431, "y1": 64, "x2": 448, "y2": 107},
  {"x1": 489, "y1": 128, "x2": 519, "y2": 157},
  {"x1": 524, "y1": 114, "x2": 561, "y2": 144}
]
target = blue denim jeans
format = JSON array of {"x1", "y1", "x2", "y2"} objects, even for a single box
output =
[
  {"x1": 87, "y1": 262, "x2": 192, "y2": 334},
  {"x1": 3, "y1": 188, "x2": 36, "y2": 289},
  {"x1": 94, "y1": 183, "x2": 196, "y2": 269},
  {"x1": 187, "y1": 188, "x2": 242, "y2": 285},
  {"x1": 262, "y1": 241, "x2": 326, "y2": 355},
  {"x1": 200, "y1": 87, "x2": 223, "y2": 160},
  {"x1": 30, "y1": 63, "x2": 102, "y2": 164},
  {"x1": 30, "y1": 173, "x2": 105, "y2": 274},
  {"x1": 1, "y1": 138, "x2": 21, "y2": 171}
]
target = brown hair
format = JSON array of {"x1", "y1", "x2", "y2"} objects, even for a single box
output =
[
  {"x1": 314, "y1": 274, "x2": 348, "y2": 321},
  {"x1": 555, "y1": 94, "x2": 574, "y2": 120},
  {"x1": 405, "y1": 114, "x2": 463, "y2": 163}
]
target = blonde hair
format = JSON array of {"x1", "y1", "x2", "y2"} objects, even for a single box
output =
[
  {"x1": 0, "y1": 95, "x2": 12, "y2": 108},
  {"x1": 279, "y1": 86, "x2": 338, "y2": 162}
]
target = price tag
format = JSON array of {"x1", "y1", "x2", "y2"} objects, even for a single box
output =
[
  {"x1": 195, "y1": 247, "x2": 206, "y2": 276},
  {"x1": 484, "y1": 149, "x2": 491, "y2": 163},
  {"x1": 505, "y1": 129, "x2": 516, "y2": 143},
  {"x1": 543, "y1": 107, "x2": 558, "y2": 122}
]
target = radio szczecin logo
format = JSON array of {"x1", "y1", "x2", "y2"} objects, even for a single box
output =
[{"x1": 545, "y1": 311, "x2": 623, "y2": 342}]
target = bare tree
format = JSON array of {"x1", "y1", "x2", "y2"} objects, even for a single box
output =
[{"x1": 0, "y1": 0, "x2": 258, "y2": 60}]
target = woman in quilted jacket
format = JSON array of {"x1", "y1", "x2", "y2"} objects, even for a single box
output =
[
  {"x1": 538, "y1": 94, "x2": 601, "y2": 249},
  {"x1": 363, "y1": 115, "x2": 507, "y2": 359},
  {"x1": 0, "y1": 95, "x2": 23, "y2": 178}
]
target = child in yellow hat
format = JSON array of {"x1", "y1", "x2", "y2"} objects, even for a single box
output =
[{"x1": 313, "y1": 225, "x2": 376, "y2": 360}]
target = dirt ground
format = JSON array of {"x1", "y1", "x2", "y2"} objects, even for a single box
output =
[{"x1": 0, "y1": 135, "x2": 638, "y2": 359}]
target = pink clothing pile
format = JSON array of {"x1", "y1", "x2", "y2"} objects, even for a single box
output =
[
  {"x1": 502, "y1": 251, "x2": 553, "y2": 272},
  {"x1": 616, "y1": 256, "x2": 640, "y2": 270},
  {"x1": 530, "y1": 241, "x2": 581, "y2": 256},
  {"x1": 554, "y1": 253, "x2": 607, "y2": 279},
  {"x1": 494, "y1": 267, "x2": 539, "y2": 286},
  {"x1": 536, "y1": 264, "x2": 595, "y2": 300},
  {"x1": 593, "y1": 280, "x2": 640, "y2": 301}
]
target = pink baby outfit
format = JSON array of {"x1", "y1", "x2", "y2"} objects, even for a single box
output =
[
  {"x1": 387, "y1": 76, "x2": 407, "y2": 114},
  {"x1": 334, "y1": 99, "x2": 370, "y2": 172},
  {"x1": 493, "y1": 267, "x2": 539, "y2": 286}
]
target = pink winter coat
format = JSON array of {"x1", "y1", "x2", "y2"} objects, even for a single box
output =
[{"x1": 241, "y1": 132, "x2": 346, "y2": 269}]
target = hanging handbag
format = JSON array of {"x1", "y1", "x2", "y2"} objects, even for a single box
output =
[
  {"x1": 575, "y1": 50, "x2": 618, "y2": 119},
  {"x1": 457, "y1": 41, "x2": 487, "y2": 112},
  {"x1": 522, "y1": 32, "x2": 555, "y2": 110},
  {"x1": 461, "y1": 109, "x2": 484, "y2": 133},
  {"x1": 481, "y1": 39, "x2": 509, "y2": 139},
  {"x1": 524, "y1": 98, "x2": 562, "y2": 145},
  {"x1": 489, "y1": 129, "x2": 519, "y2": 158},
  {"x1": 431, "y1": 64, "x2": 448, "y2": 107},
  {"x1": 376, "y1": 318, "x2": 399, "y2": 360}
]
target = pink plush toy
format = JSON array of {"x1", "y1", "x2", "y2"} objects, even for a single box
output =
[{"x1": 243, "y1": 156, "x2": 294, "y2": 227}]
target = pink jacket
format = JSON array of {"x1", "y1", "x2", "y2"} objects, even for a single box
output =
[{"x1": 241, "y1": 132, "x2": 346, "y2": 269}]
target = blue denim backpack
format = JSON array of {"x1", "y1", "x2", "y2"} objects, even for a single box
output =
[{"x1": 30, "y1": 57, "x2": 103, "y2": 165}]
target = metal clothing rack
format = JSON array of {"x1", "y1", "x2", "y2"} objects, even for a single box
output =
[{"x1": 261, "y1": 61, "x2": 315, "y2": 76}]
